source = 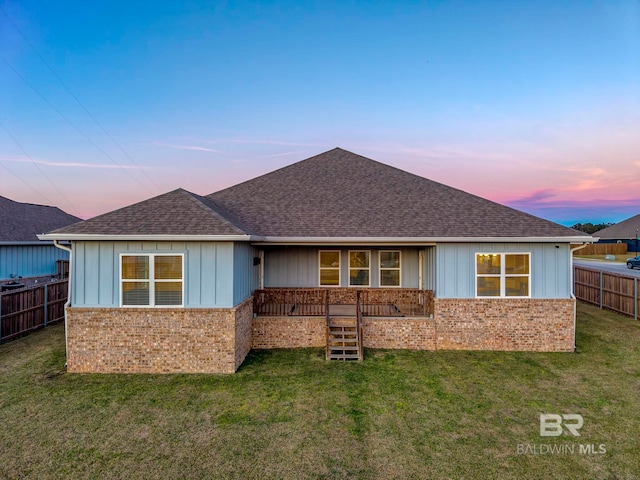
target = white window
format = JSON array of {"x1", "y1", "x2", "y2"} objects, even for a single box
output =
[
  {"x1": 476, "y1": 253, "x2": 530, "y2": 298},
  {"x1": 120, "y1": 254, "x2": 184, "y2": 307},
  {"x1": 379, "y1": 251, "x2": 401, "y2": 287},
  {"x1": 349, "y1": 250, "x2": 370, "y2": 287},
  {"x1": 319, "y1": 250, "x2": 340, "y2": 286}
]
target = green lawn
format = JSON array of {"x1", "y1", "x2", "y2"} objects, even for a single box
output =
[{"x1": 1, "y1": 303, "x2": 639, "y2": 479}]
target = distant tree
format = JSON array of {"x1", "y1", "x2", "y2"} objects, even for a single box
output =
[{"x1": 571, "y1": 222, "x2": 615, "y2": 234}]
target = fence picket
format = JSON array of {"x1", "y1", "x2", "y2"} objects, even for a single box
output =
[
  {"x1": 0, "y1": 279, "x2": 68, "y2": 343},
  {"x1": 574, "y1": 266, "x2": 638, "y2": 319}
]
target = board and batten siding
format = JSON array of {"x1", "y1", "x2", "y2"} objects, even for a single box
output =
[
  {"x1": 435, "y1": 243, "x2": 571, "y2": 299},
  {"x1": 263, "y1": 247, "x2": 421, "y2": 288},
  {"x1": 72, "y1": 241, "x2": 245, "y2": 308},
  {"x1": 233, "y1": 242, "x2": 260, "y2": 305},
  {"x1": 0, "y1": 244, "x2": 69, "y2": 280}
]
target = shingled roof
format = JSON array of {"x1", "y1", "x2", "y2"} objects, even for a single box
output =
[
  {"x1": 0, "y1": 196, "x2": 81, "y2": 242},
  {"x1": 44, "y1": 148, "x2": 589, "y2": 241},
  {"x1": 208, "y1": 148, "x2": 583, "y2": 239},
  {"x1": 46, "y1": 189, "x2": 248, "y2": 237},
  {"x1": 594, "y1": 214, "x2": 640, "y2": 240}
]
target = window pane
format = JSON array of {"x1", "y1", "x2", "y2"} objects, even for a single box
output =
[
  {"x1": 156, "y1": 282, "x2": 183, "y2": 305},
  {"x1": 505, "y1": 254, "x2": 529, "y2": 275},
  {"x1": 320, "y1": 251, "x2": 340, "y2": 268},
  {"x1": 155, "y1": 255, "x2": 182, "y2": 279},
  {"x1": 349, "y1": 251, "x2": 369, "y2": 268},
  {"x1": 123, "y1": 282, "x2": 149, "y2": 305},
  {"x1": 122, "y1": 256, "x2": 149, "y2": 279},
  {"x1": 477, "y1": 277, "x2": 501, "y2": 296},
  {"x1": 350, "y1": 269, "x2": 370, "y2": 286},
  {"x1": 506, "y1": 277, "x2": 529, "y2": 296},
  {"x1": 380, "y1": 251, "x2": 400, "y2": 269},
  {"x1": 320, "y1": 269, "x2": 339, "y2": 286},
  {"x1": 380, "y1": 270, "x2": 400, "y2": 286},
  {"x1": 477, "y1": 254, "x2": 500, "y2": 275}
]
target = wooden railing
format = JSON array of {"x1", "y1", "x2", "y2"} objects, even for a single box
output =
[
  {"x1": 254, "y1": 287, "x2": 434, "y2": 317},
  {"x1": 359, "y1": 288, "x2": 433, "y2": 317},
  {"x1": 253, "y1": 288, "x2": 328, "y2": 316},
  {"x1": 0, "y1": 279, "x2": 68, "y2": 343},
  {"x1": 574, "y1": 266, "x2": 639, "y2": 319},
  {"x1": 356, "y1": 291, "x2": 364, "y2": 361}
]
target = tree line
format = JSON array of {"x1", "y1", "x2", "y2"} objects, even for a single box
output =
[{"x1": 571, "y1": 222, "x2": 615, "y2": 234}]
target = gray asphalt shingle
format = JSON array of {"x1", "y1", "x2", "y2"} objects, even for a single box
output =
[
  {"x1": 46, "y1": 148, "x2": 585, "y2": 239},
  {"x1": 47, "y1": 189, "x2": 247, "y2": 236},
  {"x1": 0, "y1": 196, "x2": 81, "y2": 242},
  {"x1": 208, "y1": 148, "x2": 581, "y2": 238}
]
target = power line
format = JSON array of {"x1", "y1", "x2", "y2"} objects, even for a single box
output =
[
  {"x1": 0, "y1": 5, "x2": 161, "y2": 192},
  {"x1": 1, "y1": 57, "x2": 155, "y2": 195},
  {"x1": 0, "y1": 120, "x2": 82, "y2": 217},
  {"x1": 0, "y1": 154, "x2": 56, "y2": 206}
]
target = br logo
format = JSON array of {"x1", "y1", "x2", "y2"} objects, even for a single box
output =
[{"x1": 540, "y1": 414, "x2": 583, "y2": 437}]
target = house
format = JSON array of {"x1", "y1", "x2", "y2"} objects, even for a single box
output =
[
  {"x1": 592, "y1": 214, "x2": 640, "y2": 255},
  {"x1": 1, "y1": 196, "x2": 80, "y2": 285},
  {"x1": 41, "y1": 148, "x2": 593, "y2": 374}
]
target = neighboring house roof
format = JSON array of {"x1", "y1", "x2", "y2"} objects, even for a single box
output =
[
  {"x1": 42, "y1": 148, "x2": 592, "y2": 243},
  {"x1": 47, "y1": 189, "x2": 249, "y2": 238},
  {"x1": 0, "y1": 195, "x2": 81, "y2": 242},
  {"x1": 594, "y1": 214, "x2": 640, "y2": 240}
]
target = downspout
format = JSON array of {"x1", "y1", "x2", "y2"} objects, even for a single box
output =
[
  {"x1": 570, "y1": 243, "x2": 590, "y2": 351},
  {"x1": 53, "y1": 240, "x2": 72, "y2": 366}
]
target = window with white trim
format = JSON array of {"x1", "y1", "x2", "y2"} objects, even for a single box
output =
[
  {"x1": 379, "y1": 250, "x2": 401, "y2": 287},
  {"x1": 121, "y1": 254, "x2": 184, "y2": 307},
  {"x1": 349, "y1": 250, "x2": 370, "y2": 287},
  {"x1": 319, "y1": 250, "x2": 340, "y2": 286},
  {"x1": 476, "y1": 253, "x2": 530, "y2": 297}
]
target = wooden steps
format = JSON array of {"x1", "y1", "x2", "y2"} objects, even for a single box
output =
[{"x1": 326, "y1": 317, "x2": 362, "y2": 361}]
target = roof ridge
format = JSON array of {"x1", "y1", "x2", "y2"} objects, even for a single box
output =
[{"x1": 178, "y1": 189, "x2": 249, "y2": 235}]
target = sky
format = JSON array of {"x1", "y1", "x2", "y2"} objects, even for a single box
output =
[{"x1": 1, "y1": 0, "x2": 639, "y2": 226}]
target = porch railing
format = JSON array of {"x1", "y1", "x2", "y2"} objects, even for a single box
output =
[
  {"x1": 359, "y1": 288, "x2": 433, "y2": 317},
  {"x1": 253, "y1": 288, "x2": 327, "y2": 316},
  {"x1": 253, "y1": 288, "x2": 434, "y2": 317}
]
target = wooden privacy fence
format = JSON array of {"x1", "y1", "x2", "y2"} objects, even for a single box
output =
[
  {"x1": 0, "y1": 279, "x2": 68, "y2": 342},
  {"x1": 574, "y1": 266, "x2": 639, "y2": 319},
  {"x1": 576, "y1": 243, "x2": 628, "y2": 256}
]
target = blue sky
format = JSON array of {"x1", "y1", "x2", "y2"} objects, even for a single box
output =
[{"x1": 1, "y1": 0, "x2": 639, "y2": 224}]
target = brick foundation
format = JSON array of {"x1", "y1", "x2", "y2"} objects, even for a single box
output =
[
  {"x1": 433, "y1": 298, "x2": 575, "y2": 352},
  {"x1": 252, "y1": 298, "x2": 575, "y2": 353},
  {"x1": 252, "y1": 316, "x2": 325, "y2": 349},
  {"x1": 66, "y1": 297, "x2": 253, "y2": 374},
  {"x1": 363, "y1": 317, "x2": 436, "y2": 350},
  {"x1": 65, "y1": 297, "x2": 575, "y2": 374}
]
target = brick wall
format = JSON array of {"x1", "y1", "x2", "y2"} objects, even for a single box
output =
[
  {"x1": 434, "y1": 298, "x2": 575, "y2": 352},
  {"x1": 363, "y1": 317, "x2": 436, "y2": 350},
  {"x1": 252, "y1": 316, "x2": 325, "y2": 349},
  {"x1": 234, "y1": 298, "x2": 254, "y2": 370},
  {"x1": 66, "y1": 297, "x2": 253, "y2": 374}
]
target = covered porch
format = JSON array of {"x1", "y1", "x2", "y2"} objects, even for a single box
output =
[
  {"x1": 253, "y1": 287, "x2": 434, "y2": 318},
  {"x1": 252, "y1": 288, "x2": 435, "y2": 361}
]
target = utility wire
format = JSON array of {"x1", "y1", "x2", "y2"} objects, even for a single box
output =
[
  {"x1": 0, "y1": 120, "x2": 82, "y2": 217},
  {"x1": 0, "y1": 5, "x2": 161, "y2": 192},
  {"x1": 0, "y1": 154, "x2": 56, "y2": 206},
  {"x1": 1, "y1": 57, "x2": 155, "y2": 195}
]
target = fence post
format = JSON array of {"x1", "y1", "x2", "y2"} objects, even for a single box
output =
[
  {"x1": 0, "y1": 292, "x2": 3, "y2": 342},
  {"x1": 635, "y1": 278, "x2": 638, "y2": 321},
  {"x1": 599, "y1": 271, "x2": 603, "y2": 309},
  {"x1": 43, "y1": 284, "x2": 49, "y2": 327}
]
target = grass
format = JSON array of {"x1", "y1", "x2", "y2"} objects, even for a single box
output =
[{"x1": 1, "y1": 303, "x2": 639, "y2": 479}]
